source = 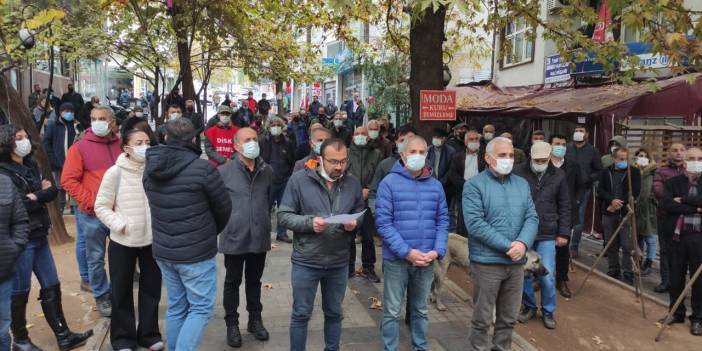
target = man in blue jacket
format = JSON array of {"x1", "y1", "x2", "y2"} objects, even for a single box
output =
[
  {"x1": 463, "y1": 136, "x2": 538, "y2": 351},
  {"x1": 42, "y1": 102, "x2": 76, "y2": 212},
  {"x1": 375, "y1": 135, "x2": 449, "y2": 351}
]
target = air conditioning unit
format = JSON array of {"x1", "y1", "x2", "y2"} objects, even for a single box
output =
[{"x1": 547, "y1": 0, "x2": 566, "y2": 14}]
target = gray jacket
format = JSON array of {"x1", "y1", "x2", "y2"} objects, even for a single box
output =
[
  {"x1": 279, "y1": 167, "x2": 365, "y2": 269},
  {"x1": 218, "y1": 157, "x2": 273, "y2": 255}
]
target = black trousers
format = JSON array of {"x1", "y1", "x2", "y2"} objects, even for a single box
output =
[
  {"x1": 555, "y1": 242, "x2": 570, "y2": 282},
  {"x1": 108, "y1": 241, "x2": 162, "y2": 350},
  {"x1": 669, "y1": 234, "x2": 702, "y2": 322},
  {"x1": 223, "y1": 253, "x2": 267, "y2": 326},
  {"x1": 658, "y1": 218, "x2": 672, "y2": 286},
  {"x1": 349, "y1": 206, "x2": 376, "y2": 271}
]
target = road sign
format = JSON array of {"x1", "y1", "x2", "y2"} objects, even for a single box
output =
[{"x1": 419, "y1": 90, "x2": 456, "y2": 121}]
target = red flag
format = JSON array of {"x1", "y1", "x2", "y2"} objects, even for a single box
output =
[{"x1": 592, "y1": 0, "x2": 614, "y2": 43}]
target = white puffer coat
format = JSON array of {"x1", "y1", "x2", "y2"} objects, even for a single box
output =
[{"x1": 95, "y1": 153, "x2": 152, "y2": 247}]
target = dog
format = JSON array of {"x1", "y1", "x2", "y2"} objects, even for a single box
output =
[{"x1": 430, "y1": 233, "x2": 548, "y2": 311}]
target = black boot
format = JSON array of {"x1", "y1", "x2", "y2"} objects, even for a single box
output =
[
  {"x1": 39, "y1": 284, "x2": 93, "y2": 351},
  {"x1": 247, "y1": 314, "x2": 269, "y2": 341},
  {"x1": 227, "y1": 324, "x2": 242, "y2": 348},
  {"x1": 11, "y1": 293, "x2": 43, "y2": 351}
]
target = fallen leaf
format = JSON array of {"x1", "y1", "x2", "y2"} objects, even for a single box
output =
[
  {"x1": 592, "y1": 336, "x2": 603, "y2": 345},
  {"x1": 271, "y1": 244, "x2": 280, "y2": 250},
  {"x1": 33, "y1": 313, "x2": 44, "y2": 318},
  {"x1": 368, "y1": 297, "x2": 383, "y2": 310},
  {"x1": 26, "y1": 324, "x2": 34, "y2": 329},
  {"x1": 263, "y1": 283, "x2": 273, "y2": 289},
  {"x1": 351, "y1": 289, "x2": 360, "y2": 295},
  {"x1": 529, "y1": 337, "x2": 536, "y2": 343}
]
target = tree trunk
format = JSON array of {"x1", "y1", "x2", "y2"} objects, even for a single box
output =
[
  {"x1": 151, "y1": 66, "x2": 160, "y2": 123},
  {"x1": 172, "y1": 1, "x2": 196, "y2": 102},
  {"x1": 0, "y1": 75, "x2": 72, "y2": 245},
  {"x1": 409, "y1": 5, "x2": 447, "y2": 139},
  {"x1": 275, "y1": 80, "x2": 284, "y2": 117}
]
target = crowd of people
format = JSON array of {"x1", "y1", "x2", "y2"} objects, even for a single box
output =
[{"x1": 0, "y1": 83, "x2": 700, "y2": 351}]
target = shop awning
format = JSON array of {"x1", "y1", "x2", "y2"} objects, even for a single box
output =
[{"x1": 454, "y1": 73, "x2": 702, "y2": 122}]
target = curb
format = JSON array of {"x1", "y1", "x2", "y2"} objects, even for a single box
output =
[
  {"x1": 85, "y1": 318, "x2": 110, "y2": 351},
  {"x1": 571, "y1": 259, "x2": 668, "y2": 308}
]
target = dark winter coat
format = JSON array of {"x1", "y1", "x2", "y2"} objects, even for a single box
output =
[
  {"x1": 259, "y1": 135, "x2": 296, "y2": 184},
  {"x1": 597, "y1": 165, "x2": 641, "y2": 217},
  {"x1": 661, "y1": 174, "x2": 702, "y2": 237},
  {"x1": 60, "y1": 91, "x2": 84, "y2": 113},
  {"x1": 558, "y1": 157, "x2": 585, "y2": 227},
  {"x1": 325, "y1": 103, "x2": 338, "y2": 116},
  {"x1": 427, "y1": 144, "x2": 456, "y2": 186},
  {"x1": 278, "y1": 167, "x2": 365, "y2": 269},
  {"x1": 635, "y1": 163, "x2": 658, "y2": 237},
  {"x1": 258, "y1": 99, "x2": 271, "y2": 115},
  {"x1": 514, "y1": 163, "x2": 571, "y2": 240},
  {"x1": 0, "y1": 174, "x2": 29, "y2": 282},
  {"x1": 331, "y1": 127, "x2": 352, "y2": 147},
  {"x1": 218, "y1": 157, "x2": 273, "y2": 255},
  {"x1": 42, "y1": 118, "x2": 76, "y2": 171},
  {"x1": 234, "y1": 107, "x2": 255, "y2": 128},
  {"x1": 0, "y1": 159, "x2": 57, "y2": 240},
  {"x1": 566, "y1": 142, "x2": 603, "y2": 187},
  {"x1": 447, "y1": 150, "x2": 486, "y2": 194},
  {"x1": 143, "y1": 141, "x2": 232, "y2": 263},
  {"x1": 348, "y1": 143, "x2": 383, "y2": 189},
  {"x1": 309, "y1": 100, "x2": 322, "y2": 117}
]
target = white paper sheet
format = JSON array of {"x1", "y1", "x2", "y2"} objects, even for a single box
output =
[{"x1": 324, "y1": 210, "x2": 366, "y2": 224}]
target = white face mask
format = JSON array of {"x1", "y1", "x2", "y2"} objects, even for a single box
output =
[
  {"x1": 270, "y1": 126, "x2": 283, "y2": 136},
  {"x1": 14, "y1": 139, "x2": 32, "y2": 158},
  {"x1": 552, "y1": 158, "x2": 564, "y2": 168},
  {"x1": 636, "y1": 157, "x2": 649, "y2": 167},
  {"x1": 92, "y1": 120, "x2": 110, "y2": 137},
  {"x1": 368, "y1": 130, "x2": 379, "y2": 140},
  {"x1": 241, "y1": 140, "x2": 260, "y2": 159},
  {"x1": 333, "y1": 119, "x2": 344, "y2": 128},
  {"x1": 483, "y1": 132, "x2": 494, "y2": 141},
  {"x1": 170, "y1": 112, "x2": 182, "y2": 120},
  {"x1": 130, "y1": 145, "x2": 149, "y2": 162},
  {"x1": 135, "y1": 112, "x2": 144, "y2": 118},
  {"x1": 467, "y1": 142, "x2": 480, "y2": 152},
  {"x1": 405, "y1": 154, "x2": 426, "y2": 172},
  {"x1": 573, "y1": 131, "x2": 585, "y2": 142},
  {"x1": 318, "y1": 158, "x2": 342, "y2": 182},
  {"x1": 432, "y1": 138, "x2": 443, "y2": 148},
  {"x1": 353, "y1": 135, "x2": 368, "y2": 146},
  {"x1": 531, "y1": 161, "x2": 548, "y2": 174},
  {"x1": 688, "y1": 161, "x2": 702, "y2": 174},
  {"x1": 493, "y1": 157, "x2": 514, "y2": 175}
]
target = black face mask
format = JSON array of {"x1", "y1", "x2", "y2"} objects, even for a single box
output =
[
  {"x1": 458, "y1": 132, "x2": 466, "y2": 141},
  {"x1": 187, "y1": 106, "x2": 194, "y2": 112}
]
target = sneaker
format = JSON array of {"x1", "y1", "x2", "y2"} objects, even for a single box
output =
[
  {"x1": 96, "y1": 294, "x2": 112, "y2": 317},
  {"x1": 148, "y1": 341, "x2": 165, "y2": 351},
  {"x1": 276, "y1": 233, "x2": 293, "y2": 243},
  {"x1": 80, "y1": 280, "x2": 92, "y2": 293},
  {"x1": 363, "y1": 268, "x2": 381, "y2": 283},
  {"x1": 691, "y1": 321, "x2": 702, "y2": 336},
  {"x1": 517, "y1": 307, "x2": 537, "y2": 323},
  {"x1": 542, "y1": 314, "x2": 557, "y2": 330}
]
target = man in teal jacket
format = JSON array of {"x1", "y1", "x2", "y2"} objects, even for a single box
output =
[{"x1": 462, "y1": 136, "x2": 538, "y2": 351}]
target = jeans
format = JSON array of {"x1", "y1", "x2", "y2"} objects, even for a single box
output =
[
  {"x1": 270, "y1": 180, "x2": 288, "y2": 238},
  {"x1": 642, "y1": 235, "x2": 657, "y2": 262},
  {"x1": 523, "y1": 240, "x2": 557, "y2": 315},
  {"x1": 602, "y1": 214, "x2": 633, "y2": 278},
  {"x1": 381, "y1": 259, "x2": 434, "y2": 351},
  {"x1": 668, "y1": 233, "x2": 702, "y2": 322},
  {"x1": 290, "y1": 263, "x2": 347, "y2": 351},
  {"x1": 468, "y1": 264, "x2": 524, "y2": 351},
  {"x1": 570, "y1": 189, "x2": 591, "y2": 250},
  {"x1": 52, "y1": 170, "x2": 66, "y2": 212},
  {"x1": 223, "y1": 253, "x2": 266, "y2": 326},
  {"x1": 157, "y1": 257, "x2": 217, "y2": 351},
  {"x1": 0, "y1": 278, "x2": 12, "y2": 351},
  {"x1": 349, "y1": 206, "x2": 376, "y2": 271},
  {"x1": 109, "y1": 242, "x2": 162, "y2": 350},
  {"x1": 73, "y1": 206, "x2": 89, "y2": 283},
  {"x1": 76, "y1": 209, "x2": 110, "y2": 299},
  {"x1": 12, "y1": 237, "x2": 60, "y2": 294}
]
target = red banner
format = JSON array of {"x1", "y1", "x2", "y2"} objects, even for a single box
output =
[
  {"x1": 419, "y1": 90, "x2": 456, "y2": 121},
  {"x1": 592, "y1": 0, "x2": 613, "y2": 43}
]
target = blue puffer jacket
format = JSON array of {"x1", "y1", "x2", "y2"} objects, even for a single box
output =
[
  {"x1": 375, "y1": 161, "x2": 449, "y2": 261},
  {"x1": 462, "y1": 170, "x2": 538, "y2": 265}
]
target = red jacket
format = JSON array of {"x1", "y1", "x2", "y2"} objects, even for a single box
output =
[
  {"x1": 246, "y1": 97, "x2": 258, "y2": 114},
  {"x1": 61, "y1": 129, "x2": 121, "y2": 215},
  {"x1": 205, "y1": 124, "x2": 240, "y2": 166}
]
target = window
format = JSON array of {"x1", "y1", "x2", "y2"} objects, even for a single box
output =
[{"x1": 502, "y1": 17, "x2": 534, "y2": 67}]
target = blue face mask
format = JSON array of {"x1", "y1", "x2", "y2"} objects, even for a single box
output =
[
  {"x1": 405, "y1": 154, "x2": 426, "y2": 172},
  {"x1": 62, "y1": 112, "x2": 74, "y2": 121},
  {"x1": 551, "y1": 145, "x2": 566, "y2": 158},
  {"x1": 615, "y1": 160, "x2": 628, "y2": 170}
]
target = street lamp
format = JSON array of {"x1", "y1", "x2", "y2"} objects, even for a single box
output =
[
  {"x1": 18, "y1": 28, "x2": 35, "y2": 49},
  {"x1": 442, "y1": 63, "x2": 452, "y2": 87}
]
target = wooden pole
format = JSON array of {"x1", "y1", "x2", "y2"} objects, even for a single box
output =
[
  {"x1": 655, "y1": 262, "x2": 702, "y2": 341},
  {"x1": 627, "y1": 164, "x2": 647, "y2": 319}
]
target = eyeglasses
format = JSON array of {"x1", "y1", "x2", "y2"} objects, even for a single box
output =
[{"x1": 324, "y1": 158, "x2": 348, "y2": 166}]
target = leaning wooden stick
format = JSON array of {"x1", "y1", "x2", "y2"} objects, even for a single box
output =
[
  {"x1": 574, "y1": 210, "x2": 632, "y2": 296},
  {"x1": 655, "y1": 262, "x2": 702, "y2": 342}
]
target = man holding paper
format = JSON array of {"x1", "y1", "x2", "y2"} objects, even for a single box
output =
[
  {"x1": 278, "y1": 138, "x2": 365, "y2": 351},
  {"x1": 375, "y1": 135, "x2": 449, "y2": 351}
]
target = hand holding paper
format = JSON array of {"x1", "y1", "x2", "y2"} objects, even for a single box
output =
[{"x1": 324, "y1": 210, "x2": 366, "y2": 225}]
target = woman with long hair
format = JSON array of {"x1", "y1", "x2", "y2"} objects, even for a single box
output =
[
  {"x1": 634, "y1": 148, "x2": 658, "y2": 276},
  {"x1": 94, "y1": 129, "x2": 163, "y2": 351},
  {"x1": 0, "y1": 125, "x2": 92, "y2": 351}
]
